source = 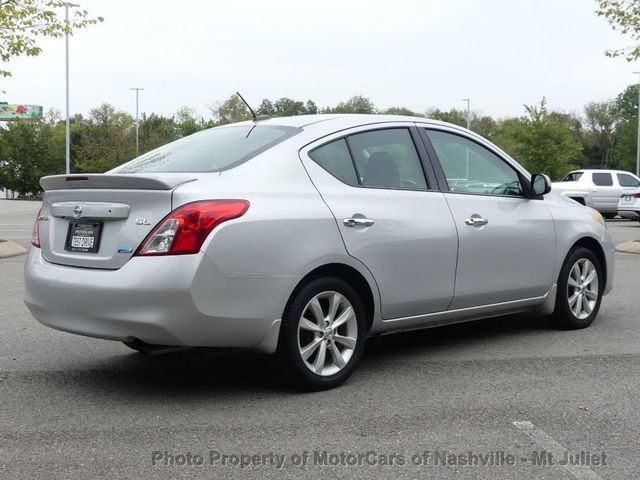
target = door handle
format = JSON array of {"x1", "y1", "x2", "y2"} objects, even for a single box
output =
[
  {"x1": 464, "y1": 216, "x2": 488, "y2": 227},
  {"x1": 343, "y1": 217, "x2": 375, "y2": 228}
]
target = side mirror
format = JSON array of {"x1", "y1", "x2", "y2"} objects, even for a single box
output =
[{"x1": 531, "y1": 173, "x2": 551, "y2": 196}]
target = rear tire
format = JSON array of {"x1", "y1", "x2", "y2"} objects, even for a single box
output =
[
  {"x1": 602, "y1": 213, "x2": 616, "y2": 219},
  {"x1": 280, "y1": 277, "x2": 367, "y2": 391},
  {"x1": 552, "y1": 247, "x2": 603, "y2": 329}
]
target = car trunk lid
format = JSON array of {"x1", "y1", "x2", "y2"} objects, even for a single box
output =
[{"x1": 39, "y1": 173, "x2": 198, "y2": 269}]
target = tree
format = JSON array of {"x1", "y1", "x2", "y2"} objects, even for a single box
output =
[
  {"x1": 175, "y1": 106, "x2": 204, "y2": 137},
  {"x1": 211, "y1": 95, "x2": 251, "y2": 124},
  {"x1": 612, "y1": 84, "x2": 640, "y2": 171},
  {"x1": 139, "y1": 113, "x2": 179, "y2": 153},
  {"x1": 383, "y1": 106, "x2": 419, "y2": 116},
  {"x1": 0, "y1": 117, "x2": 63, "y2": 194},
  {"x1": 597, "y1": 0, "x2": 640, "y2": 61},
  {"x1": 326, "y1": 95, "x2": 376, "y2": 114},
  {"x1": 0, "y1": 0, "x2": 102, "y2": 77},
  {"x1": 258, "y1": 97, "x2": 318, "y2": 117},
  {"x1": 492, "y1": 98, "x2": 582, "y2": 179},
  {"x1": 73, "y1": 103, "x2": 135, "y2": 172},
  {"x1": 426, "y1": 108, "x2": 468, "y2": 128},
  {"x1": 582, "y1": 101, "x2": 619, "y2": 168}
]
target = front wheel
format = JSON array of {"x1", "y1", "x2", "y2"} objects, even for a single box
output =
[
  {"x1": 280, "y1": 277, "x2": 367, "y2": 391},
  {"x1": 552, "y1": 247, "x2": 603, "y2": 329}
]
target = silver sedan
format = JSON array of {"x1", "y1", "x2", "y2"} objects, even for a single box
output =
[{"x1": 24, "y1": 114, "x2": 615, "y2": 390}]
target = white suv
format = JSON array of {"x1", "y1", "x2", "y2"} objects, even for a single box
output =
[{"x1": 553, "y1": 169, "x2": 640, "y2": 218}]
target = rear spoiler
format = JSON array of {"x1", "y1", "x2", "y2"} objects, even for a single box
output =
[{"x1": 40, "y1": 174, "x2": 198, "y2": 191}]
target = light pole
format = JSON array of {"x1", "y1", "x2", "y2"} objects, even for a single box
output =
[
  {"x1": 462, "y1": 98, "x2": 471, "y2": 130},
  {"x1": 462, "y1": 98, "x2": 471, "y2": 179},
  {"x1": 64, "y1": 3, "x2": 74, "y2": 175},
  {"x1": 635, "y1": 72, "x2": 640, "y2": 177},
  {"x1": 130, "y1": 87, "x2": 144, "y2": 156}
]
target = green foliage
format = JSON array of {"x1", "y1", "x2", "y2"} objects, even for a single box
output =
[
  {"x1": 383, "y1": 106, "x2": 419, "y2": 116},
  {"x1": 326, "y1": 95, "x2": 376, "y2": 114},
  {"x1": 257, "y1": 97, "x2": 317, "y2": 117},
  {"x1": 597, "y1": 0, "x2": 640, "y2": 61},
  {"x1": 0, "y1": 117, "x2": 63, "y2": 193},
  {"x1": 426, "y1": 108, "x2": 468, "y2": 127},
  {"x1": 0, "y1": 0, "x2": 103, "y2": 77},
  {"x1": 73, "y1": 103, "x2": 136, "y2": 173},
  {"x1": 211, "y1": 95, "x2": 252, "y2": 124},
  {"x1": 492, "y1": 98, "x2": 582, "y2": 179},
  {"x1": 582, "y1": 101, "x2": 618, "y2": 168}
]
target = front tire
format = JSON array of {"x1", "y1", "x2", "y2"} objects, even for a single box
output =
[
  {"x1": 280, "y1": 277, "x2": 367, "y2": 391},
  {"x1": 552, "y1": 247, "x2": 603, "y2": 329}
]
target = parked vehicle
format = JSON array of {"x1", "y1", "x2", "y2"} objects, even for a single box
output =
[
  {"x1": 618, "y1": 189, "x2": 640, "y2": 221},
  {"x1": 553, "y1": 169, "x2": 640, "y2": 218},
  {"x1": 24, "y1": 115, "x2": 615, "y2": 390}
]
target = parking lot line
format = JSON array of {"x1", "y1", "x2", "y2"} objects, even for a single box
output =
[{"x1": 513, "y1": 421, "x2": 602, "y2": 479}]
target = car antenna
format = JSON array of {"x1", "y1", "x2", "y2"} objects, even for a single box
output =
[{"x1": 236, "y1": 92, "x2": 270, "y2": 122}]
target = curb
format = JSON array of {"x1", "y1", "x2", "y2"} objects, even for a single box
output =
[
  {"x1": 0, "y1": 240, "x2": 28, "y2": 258},
  {"x1": 615, "y1": 240, "x2": 640, "y2": 255}
]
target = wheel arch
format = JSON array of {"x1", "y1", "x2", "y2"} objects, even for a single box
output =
[
  {"x1": 568, "y1": 236, "x2": 607, "y2": 290},
  {"x1": 281, "y1": 263, "x2": 377, "y2": 335}
]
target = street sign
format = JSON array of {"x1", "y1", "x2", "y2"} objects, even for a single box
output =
[{"x1": 0, "y1": 104, "x2": 43, "y2": 121}]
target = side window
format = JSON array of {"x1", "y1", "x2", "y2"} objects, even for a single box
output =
[
  {"x1": 308, "y1": 138, "x2": 358, "y2": 186},
  {"x1": 563, "y1": 172, "x2": 583, "y2": 182},
  {"x1": 426, "y1": 130, "x2": 523, "y2": 197},
  {"x1": 592, "y1": 173, "x2": 613, "y2": 186},
  {"x1": 617, "y1": 173, "x2": 640, "y2": 187},
  {"x1": 346, "y1": 129, "x2": 427, "y2": 189}
]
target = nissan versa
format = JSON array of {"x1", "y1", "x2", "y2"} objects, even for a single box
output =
[{"x1": 24, "y1": 114, "x2": 615, "y2": 390}]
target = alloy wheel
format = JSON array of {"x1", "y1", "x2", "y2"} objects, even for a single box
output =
[
  {"x1": 567, "y1": 258, "x2": 599, "y2": 320},
  {"x1": 297, "y1": 291, "x2": 358, "y2": 376}
]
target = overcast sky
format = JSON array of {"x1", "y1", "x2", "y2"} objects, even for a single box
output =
[{"x1": 2, "y1": 0, "x2": 638, "y2": 120}]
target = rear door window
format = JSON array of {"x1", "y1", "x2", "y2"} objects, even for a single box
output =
[
  {"x1": 592, "y1": 173, "x2": 613, "y2": 186},
  {"x1": 308, "y1": 139, "x2": 358, "y2": 186},
  {"x1": 308, "y1": 128, "x2": 428, "y2": 190},
  {"x1": 347, "y1": 129, "x2": 427, "y2": 189}
]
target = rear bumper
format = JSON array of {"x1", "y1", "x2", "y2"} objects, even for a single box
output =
[
  {"x1": 618, "y1": 208, "x2": 640, "y2": 220},
  {"x1": 23, "y1": 249, "x2": 297, "y2": 353}
]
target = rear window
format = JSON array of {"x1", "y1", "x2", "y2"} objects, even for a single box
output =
[
  {"x1": 111, "y1": 125, "x2": 299, "y2": 173},
  {"x1": 592, "y1": 172, "x2": 613, "y2": 186},
  {"x1": 617, "y1": 173, "x2": 640, "y2": 187},
  {"x1": 562, "y1": 172, "x2": 583, "y2": 182}
]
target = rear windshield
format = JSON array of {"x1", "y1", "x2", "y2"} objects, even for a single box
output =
[
  {"x1": 562, "y1": 172, "x2": 583, "y2": 182},
  {"x1": 111, "y1": 125, "x2": 299, "y2": 173}
]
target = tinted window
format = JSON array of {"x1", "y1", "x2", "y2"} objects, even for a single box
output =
[
  {"x1": 427, "y1": 130, "x2": 523, "y2": 196},
  {"x1": 346, "y1": 129, "x2": 427, "y2": 189},
  {"x1": 111, "y1": 125, "x2": 298, "y2": 173},
  {"x1": 309, "y1": 138, "x2": 358, "y2": 186},
  {"x1": 562, "y1": 172, "x2": 583, "y2": 182},
  {"x1": 617, "y1": 173, "x2": 640, "y2": 187},
  {"x1": 592, "y1": 172, "x2": 613, "y2": 186}
]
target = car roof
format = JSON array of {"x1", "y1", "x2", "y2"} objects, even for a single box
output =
[
  {"x1": 230, "y1": 113, "x2": 465, "y2": 132},
  {"x1": 571, "y1": 169, "x2": 635, "y2": 174}
]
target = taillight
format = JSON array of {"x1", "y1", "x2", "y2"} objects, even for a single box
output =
[
  {"x1": 31, "y1": 208, "x2": 41, "y2": 248},
  {"x1": 634, "y1": 193, "x2": 640, "y2": 199},
  {"x1": 135, "y1": 200, "x2": 249, "y2": 256}
]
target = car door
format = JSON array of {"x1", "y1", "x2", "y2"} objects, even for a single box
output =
[
  {"x1": 420, "y1": 127, "x2": 556, "y2": 309},
  {"x1": 299, "y1": 125, "x2": 458, "y2": 319},
  {"x1": 590, "y1": 172, "x2": 618, "y2": 213}
]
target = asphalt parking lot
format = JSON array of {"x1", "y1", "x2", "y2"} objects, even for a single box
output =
[{"x1": 0, "y1": 200, "x2": 638, "y2": 479}]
